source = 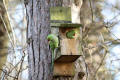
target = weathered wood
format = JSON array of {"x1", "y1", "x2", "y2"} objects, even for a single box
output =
[
  {"x1": 50, "y1": 7, "x2": 71, "y2": 21},
  {"x1": 54, "y1": 27, "x2": 81, "y2": 62},
  {"x1": 53, "y1": 76, "x2": 73, "y2": 80},
  {"x1": 60, "y1": 28, "x2": 80, "y2": 55},
  {"x1": 54, "y1": 62, "x2": 75, "y2": 76},
  {"x1": 55, "y1": 55, "x2": 80, "y2": 62},
  {"x1": 51, "y1": 23, "x2": 82, "y2": 27},
  {"x1": 51, "y1": 20, "x2": 71, "y2": 23}
]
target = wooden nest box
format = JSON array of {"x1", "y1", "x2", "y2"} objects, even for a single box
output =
[{"x1": 50, "y1": 7, "x2": 82, "y2": 77}]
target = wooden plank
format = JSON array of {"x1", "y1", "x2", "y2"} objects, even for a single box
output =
[
  {"x1": 50, "y1": 20, "x2": 71, "y2": 23},
  {"x1": 55, "y1": 55, "x2": 80, "y2": 62},
  {"x1": 54, "y1": 28, "x2": 81, "y2": 62},
  {"x1": 51, "y1": 23, "x2": 82, "y2": 27},
  {"x1": 60, "y1": 28, "x2": 80, "y2": 55},
  {"x1": 54, "y1": 62, "x2": 75, "y2": 76},
  {"x1": 50, "y1": 7, "x2": 71, "y2": 21}
]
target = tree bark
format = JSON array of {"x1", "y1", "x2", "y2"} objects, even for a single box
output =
[{"x1": 25, "y1": 0, "x2": 52, "y2": 80}]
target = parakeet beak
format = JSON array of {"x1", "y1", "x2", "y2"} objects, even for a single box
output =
[{"x1": 73, "y1": 33, "x2": 75, "y2": 36}]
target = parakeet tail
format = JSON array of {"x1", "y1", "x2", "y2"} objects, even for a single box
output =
[{"x1": 51, "y1": 49, "x2": 54, "y2": 71}]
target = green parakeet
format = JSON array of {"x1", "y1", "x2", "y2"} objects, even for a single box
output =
[
  {"x1": 66, "y1": 30, "x2": 76, "y2": 39},
  {"x1": 47, "y1": 34, "x2": 59, "y2": 70}
]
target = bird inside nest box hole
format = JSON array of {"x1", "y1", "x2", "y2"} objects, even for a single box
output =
[{"x1": 66, "y1": 29, "x2": 76, "y2": 39}]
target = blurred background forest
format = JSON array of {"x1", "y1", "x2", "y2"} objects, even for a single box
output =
[{"x1": 0, "y1": 0, "x2": 120, "y2": 80}]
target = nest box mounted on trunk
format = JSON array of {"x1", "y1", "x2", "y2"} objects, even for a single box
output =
[{"x1": 50, "y1": 7, "x2": 82, "y2": 77}]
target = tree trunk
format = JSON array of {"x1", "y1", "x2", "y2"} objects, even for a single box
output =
[{"x1": 25, "y1": 0, "x2": 52, "y2": 80}]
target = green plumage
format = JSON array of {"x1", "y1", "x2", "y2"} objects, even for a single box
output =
[
  {"x1": 66, "y1": 30, "x2": 76, "y2": 39},
  {"x1": 47, "y1": 34, "x2": 59, "y2": 70}
]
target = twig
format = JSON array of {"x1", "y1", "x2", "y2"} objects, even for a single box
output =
[
  {"x1": 93, "y1": 45, "x2": 108, "y2": 79},
  {"x1": 0, "y1": 50, "x2": 26, "y2": 80},
  {"x1": 105, "y1": 25, "x2": 120, "y2": 40},
  {"x1": 0, "y1": 69, "x2": 17, "y2": 79},
  {"x1": 81, "y1": 45, "x2": 89, "y2": 80},
  {"x1": 3, "y1": 1, "x2": 17, "y2": 46},
  {"x1": 0, "y1": 14, "x2": 14, "y2": 48},
  {"x1": 15, "y1": 50, "x2": 26, "y2": 79},
  {"x1": 89, "y1": 0, "x2": 94, "y2": 23}
]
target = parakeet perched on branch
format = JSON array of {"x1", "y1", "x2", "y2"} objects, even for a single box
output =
[
  {"x1": 47, "y1": 34, "x2": 59, "y2": 70},
  {"x1": 66, "y1": 30, "x2": 76, "y2": 39}
]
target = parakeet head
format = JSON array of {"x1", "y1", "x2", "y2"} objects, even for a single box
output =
[
  {"x1": 66, "y1": 30, "x2": 76, "y2": 39},
  {"x1": 47, "y1": 34, "x2": 58, "y2": 43},
  {"x1": 47, "y1": 34, "x2": 59, "y2": 49},
  {"x1": 47, "y1": 34, "x2": 55, "y2": 41}
]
